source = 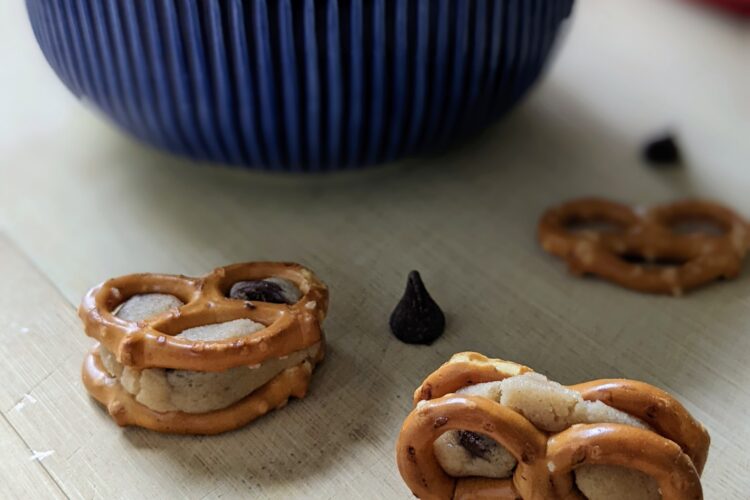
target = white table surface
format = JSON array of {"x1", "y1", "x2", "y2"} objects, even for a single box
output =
[{"x1": 1, "y1": 0, "x2": 749, "y2": 498}]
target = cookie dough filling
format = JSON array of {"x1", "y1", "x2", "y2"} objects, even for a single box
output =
[
  {"x1": 114, "y1": 293, "x2": 183, "y2": 321},
  {"x1": 432, "y1": 372, "x2": 661, "y2": 500},
  {"x1": 102, "y1": 293, "x2": 320, "y2": 414},
  {"x1": 389, "y1": 271, "x2": 446, "y2": 345}
]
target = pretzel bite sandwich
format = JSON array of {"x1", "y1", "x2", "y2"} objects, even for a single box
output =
[
  {"x1": 396, "y1": 353, "x2": 710, "y2": 499},
  {"x1": 79, "y1": 262, "x2": 328, "y2": 434}
]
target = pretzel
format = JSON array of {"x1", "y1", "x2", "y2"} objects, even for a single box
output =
[
  {"x1": 413, "y1": 352, "x2": 533, "y2": 404},
  {"x1": 396, "y1": 353, "x2": 709, "y2": 500},
  {"x1": 81, "y1": 345, "x2": 323, "y2": 435},
  {"x1": 79, "y1": 262, "x2": 328, "y2": 371},
  {"x1": 538, "y1": 198, "x2": 750, "y2": 295},
  {"x1": 79, "y1": 262, "x2": 328, "y2": 434}
]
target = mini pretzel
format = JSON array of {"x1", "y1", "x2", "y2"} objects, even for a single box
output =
[
  {"x1": 79, "y1": 262, "x2": 328, "y2": 434},
  {"x1": 79, "y1": 262, "x2": 328, "y2": 371},
  {"x1": 396, "y1": 353, "x2": 710, "y2": 499},
  {"x1": 538, "y1": 198, "x2": 750, "y2": 295}
]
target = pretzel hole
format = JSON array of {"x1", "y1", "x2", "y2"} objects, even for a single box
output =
[
  {"x1": 216, "y1": 268, "x2": 306, "y2": 305},
  {"x1": 574, "y1": 464, "x2": 661, "y2": 500},
  {"x1": 564, "y1": 217, "x2": 624, "y2": 235},
  {"x1": 433, "y1": 430, "x2": 518, "y2": 479},
  {"x1": 153, "y1": 308, "x2": 271, "y2": 338},
  {"x1": 619, "y1": 253, "x2": 687, "y2": 268},
  {"x1": 106, "y1": 278, "x2": 199, "y2": 316},
  {"x1": 225, "y1": 278, "x2": 303, "y2": 305},
  {"x1": 668, "y1": 217, "x2": 727, "y2": 236}
]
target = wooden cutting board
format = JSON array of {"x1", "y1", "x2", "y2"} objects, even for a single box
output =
[{"x1": 1, "y1": 0, "x2": 749, "y2": 498}]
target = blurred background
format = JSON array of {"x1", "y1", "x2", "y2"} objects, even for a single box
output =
[
  {"x1": 3, "y1": 0, "x2": 748, "y2": 180},
  {"x1": 1, "y1": 0, "x2": 749, "y2": 303},
  {"x1": 0, "y1": 0, "x2": 750, "y2": 290},
  {"x1": 1, "y1": 1, "x2": 750, "y2": 498}
]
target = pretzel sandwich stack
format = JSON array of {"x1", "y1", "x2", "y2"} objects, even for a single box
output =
[
  {"x1": 79, "y1": 262, "x2": 328, "y2": 434},
  {"x1": 396, "y1": 353, "x2": 710, "y2": 500}
]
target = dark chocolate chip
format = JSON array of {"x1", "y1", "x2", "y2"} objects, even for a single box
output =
[
  {"x1": 458, "y1": 431, "x2": 495, "y2": 460},
  {"x1": 643, "y1": 134, "x2": 681, "y2": 166},
  {"x1": 389, "y1": 271, "x2": 446, "y2": 345},
  {"x1": 229, "y1": 280, "x2": 289, "y2": 304}
]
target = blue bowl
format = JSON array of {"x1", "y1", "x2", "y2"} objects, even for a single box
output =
[{"x1": 27, "y1": 0, "x2": 574, "y2": 171}]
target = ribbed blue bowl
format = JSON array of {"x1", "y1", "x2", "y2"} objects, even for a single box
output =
[{"x1": 27, "y1": 0, "x2": 574, "y2": 171}]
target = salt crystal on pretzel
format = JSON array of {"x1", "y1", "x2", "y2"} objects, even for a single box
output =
[
  {"x1": 396, "y1": 352, "x2": 710, "y2": 500},
  {"x1": 79, "y1": 262, "x2": 328, "y2": 434},
  {"x1": 538, "y1": 198, "x2": 750, "y2": 295}
]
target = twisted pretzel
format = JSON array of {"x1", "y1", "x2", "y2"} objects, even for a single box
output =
[
  {"x1": 396, "y1": 353, "x2": 709, "y2": 499},
  {"x1": 79, "y1": 262, "x2": 328, "y2": 371},
  {"x1": 538, "y1": 198, "x2": 750, "y2": 295},
  {"x1": 79, "y1": 262, "x2": 328, "y2": 434}
]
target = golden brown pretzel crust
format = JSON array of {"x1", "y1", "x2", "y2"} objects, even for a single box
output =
[
  {"x1": 453, "y1": 478, "x2": 521, "y2": 500},
  {"x1": 396, "y1": 394, "x2": 549, "y2": 500},
  {"x1": 547, "y1": 424, "x2": 702, "y2": 500},
  {"x1": 82, "y1": 347, "x2": 322, "y2": 435},
  {"x1": 79, "y1": 262, "x2": 328, "y2": 434},
  {"x1": 397, "y1": 353, "x2": 710, "y2": 500},
  {"x1": 538, "y1": 198, "x2": 750, "y2": 295},
  {"x1": 78, "y1": 262, "x2": 328, "y2": 371},
  {"x1": 413, "y1": 353, "x2": 532, "y2": 405},
  {"x1": 572, "y1": 379, "x2": 710, "y2": 474}
]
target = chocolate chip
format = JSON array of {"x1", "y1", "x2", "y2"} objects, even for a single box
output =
[
  {"x1": 643, "y1": 134, "x2": 681, "y2": 166},
  {"x1": 458, "y1": 431, "x2": 494, "y2": 460},
  {"x1": 389, "y1": 271, "x2": 446, "y2": 345},
  {"x1": 229, "y1": 278, "x2": 300, "y2": 304}
]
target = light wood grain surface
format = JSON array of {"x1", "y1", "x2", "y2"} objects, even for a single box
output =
[{"x1": 2, "y1": 0, "x2": 749, "y2": 499}]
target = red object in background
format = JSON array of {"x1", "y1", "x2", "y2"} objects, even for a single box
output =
[{"x1": 695, "y1": 0, "x2": 750, "y2": 16}]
